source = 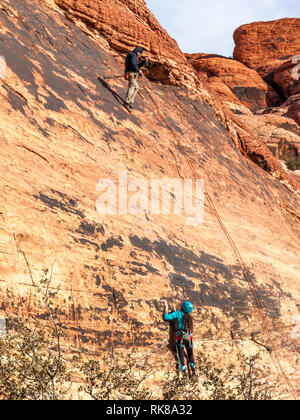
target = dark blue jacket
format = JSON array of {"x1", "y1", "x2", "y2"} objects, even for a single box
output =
[{"x1": 125, "y1": 47, "x2": 142, "y2": 73}]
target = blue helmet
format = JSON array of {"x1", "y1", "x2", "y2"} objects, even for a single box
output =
[{"x1": 182, "y1": 301, "x2": 194, "y2": 314}]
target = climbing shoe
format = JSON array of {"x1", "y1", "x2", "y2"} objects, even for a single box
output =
[
  {"x1": 123, "y1": 102, "x2": 132, "y2": 112},
  {"x1": 180, "y1": 365, "x2": 187, "y2": 375}
]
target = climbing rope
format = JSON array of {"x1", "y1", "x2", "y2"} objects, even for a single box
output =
[
  {"x1": 279, "y1": 198, "x2": 300, "y2": 223},
  {"x1": 140, "y1": 78, "x2": 299, "y2": 400}
]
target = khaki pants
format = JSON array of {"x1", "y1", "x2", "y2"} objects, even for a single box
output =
[{"x1": 125, "y1": 72, "x2": 139, "y2": 105}]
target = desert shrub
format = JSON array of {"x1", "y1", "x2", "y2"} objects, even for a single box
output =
[
  {"x1": 0, "y1": 317, "x2": 69, "y2": 400},
  {"x1": 0, "y1": 269, "x2": 69, "y2": 400},
  {"x1": 78, "y1": 349, "x2": 152, "y2": 400},
  {"x1": 286, "y1": 158, "x2": 300, "y2": 171},
  {"x1": 161, "y1": 351, "x2": 275, "y2": 400}
]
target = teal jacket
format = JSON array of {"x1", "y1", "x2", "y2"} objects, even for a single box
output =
[{"x1": 163, "y1": 310, "x2": 185, "y2": 330}]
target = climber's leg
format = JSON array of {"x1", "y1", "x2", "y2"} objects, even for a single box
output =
[
  {"x1": 185, "y1": 339, "x2": 196, "y2": 376},
  {"x1": 125, "y1": 72, "x2": 139, "y2": 108},
  {"x1": 176, "y1": 340, "x2": 186, "y2": 373}
]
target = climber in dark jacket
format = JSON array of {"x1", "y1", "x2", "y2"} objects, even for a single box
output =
[
  {"x1": 124, "y1": 46, "x2": 144, "y2": 111},
  {"x1": 125, "y1": 46, "x2": 143, "y2": 73}
]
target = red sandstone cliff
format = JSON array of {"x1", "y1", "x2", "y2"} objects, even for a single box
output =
[
  {"x1": 233, "y1": 18, "x2": 300, "y2": 76},
  {"x1": 0, "y1": 0, "x2": 299, "y2": 398},
  {"x1": 231, "y1": 19, "x2": 300, "y2": 151},
  {"x1": 187, "y1": 19, "x2": 300, "y2": 172}
]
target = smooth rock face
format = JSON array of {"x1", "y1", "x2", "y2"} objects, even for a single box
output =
[
  {"x1": 0, "y1": 0, "x2": 300, "y2": 398},
  {"x1": 233, "y1": 18, "x2": 300, "y2": 76}
]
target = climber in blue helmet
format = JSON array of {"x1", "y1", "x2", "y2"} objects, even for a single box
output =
[{"x1": 163, "y1": 300, "x2": 196, "y2": 377}]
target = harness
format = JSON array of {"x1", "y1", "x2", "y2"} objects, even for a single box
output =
[
  {"x1": 172, "y1": 317, "x2": 192, "y2": 343},
  {"x1": 124, "y1": 72, "x2": 140, "y2": 81},
  {"x1": 175, "y1": 329, "x2": 193, "y2": 342}
]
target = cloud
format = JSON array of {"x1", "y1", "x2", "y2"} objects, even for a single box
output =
[{"x1": 146, "y1": 0, "x2": 299, "y2": 56}]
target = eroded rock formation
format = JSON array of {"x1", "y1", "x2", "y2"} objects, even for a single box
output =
[
  {"x1": 185, "y1": 53, "x2": 280, "y2": 112},
  {"x1": 233, "y1": 18, "x2": 300, "y2": 76},
  {"x1": 188, "y1": 19, "x2": 300, "y2": 168}
]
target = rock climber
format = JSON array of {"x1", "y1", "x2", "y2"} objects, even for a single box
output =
[
  {"x1": 163, "y1": 300, "x2": 196, "y2": 377},
  {"x1": 123, "y1": 46, "x2": 144, "y2": 112}
]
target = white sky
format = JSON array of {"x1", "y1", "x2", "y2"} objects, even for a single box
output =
[{"x1": 146, "y1": 0, "x2": 299, "y2": 57}]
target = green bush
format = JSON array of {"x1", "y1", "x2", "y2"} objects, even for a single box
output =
[
  {"x1": 286, "y1": 158, "x2": 300, "y2": 171},
  {"x1": 161, "y1": 351, "x2": 275, "y2": 400}
]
